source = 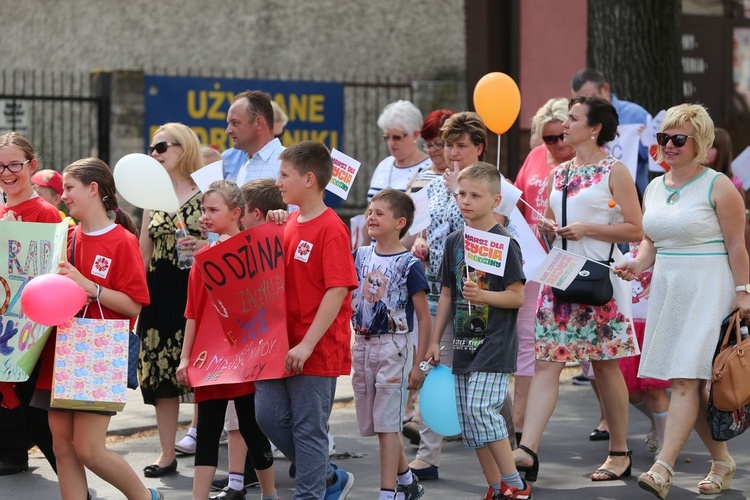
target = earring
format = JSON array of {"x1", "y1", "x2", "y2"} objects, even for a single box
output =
[{"x1": 591, "y1": 135, "x2": 596, "y2": 140}]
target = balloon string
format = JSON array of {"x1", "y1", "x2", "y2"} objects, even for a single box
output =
[{"x1": 496, "y1": 134, "x2": 501, "y2": 171}]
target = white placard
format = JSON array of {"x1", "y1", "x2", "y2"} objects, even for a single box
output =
[
  {"x1": 505, "y1": 207, "x2": 547, "y2": 278},
  {"x1": 603, "y1": 124, "x2": 642, "y2": 181},
  {"x1": 493, "y1": 176, "x2": 523, "y2": 217},
  {"x1": 409, "y1": 187, "x2": 431, "y2": 235},
  {"x1": 732, "y1": 146, "x2": 750, "y2": 190},
  {"x1": 642, "y1": 110, "x2": 668, "y2": 173},
  {"x1": 325, "y1": 149, "x2": 361, "y2": 200},
  {"x1": 190, "y1": 160, "x2": 224, "y2": 193},
  {"x1": 464, "y1": 225, "x2": 511, "y2": 277},
  {"x1": 530, "y1": 247, "x2": 587, "y2": 290}
]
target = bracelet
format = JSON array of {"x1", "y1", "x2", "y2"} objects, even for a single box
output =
[{"x1": 96, "y1": 284, "x2": 102, "y2": 300}]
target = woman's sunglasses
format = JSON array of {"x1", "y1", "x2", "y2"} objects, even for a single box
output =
[
  {"x1": 148, "y1": 141, "x2": 181, "y2": 155},
  {"x1": 542, "y1": 133, "x2": 565, "y2": 145},
  {"x1": 655, "y1": 133, "x2": 693, "y2": 148}
]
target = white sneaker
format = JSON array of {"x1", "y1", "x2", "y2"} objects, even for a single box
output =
[{"x1": 175, "y1": 433, "x2": 197, "y2": 454}]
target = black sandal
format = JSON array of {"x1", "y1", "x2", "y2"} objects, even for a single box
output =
[
  {"x1": 515, "y1": 444, "x2": 539, "y2": 482},
  {"x1": 590, "y1": 450, "x2": 632, "y2": 481}
]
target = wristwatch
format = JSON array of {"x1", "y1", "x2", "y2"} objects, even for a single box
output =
[
  {"x1": 453, "y1": 187, "x2": 460, "y2": 196},
  {"x1": 735, "y1": 284, "x2": 750, "y2": 293}
]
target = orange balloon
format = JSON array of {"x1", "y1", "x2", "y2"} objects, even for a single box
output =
[{"x1": 473, "y1": 72, "x2": 522, "y2": 135}]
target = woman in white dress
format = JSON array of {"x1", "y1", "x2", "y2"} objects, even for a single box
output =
[{"x1": 616, "y1": 103, "x2": 750, "y2": 498}]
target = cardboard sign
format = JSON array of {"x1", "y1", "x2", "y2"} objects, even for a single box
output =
[
  {"x1": 493, "y1": 176, "x2": 523, "y2": 217},
  {"x1": 463, "y1": 226, "x2": 510, "y2": 277},
  {"x1": 530, "y1": 247, "x2": 588, "y2": 289},
  {"x1": 325, "y1": 149, "x2": 361, "y2": 200},
  {"x1": 188, "y1": 223, "x2": 289, "y2": 386},
  {"x1": 603, "y1": 124, "x2": 642, "y2": 182},
  {"x1": 409, "y1": 187, "x2": 431, "y2": 236},
  {"x1": 191, "y1": 159, "x2": 224, "y2": 193},
  {"x1": 733, "y1": 146, "x2": 750, "y2": 190},
  {"x1": 641, "y1": 110, "x2": 668, "y2": 173},
  {"x1": 505, "y1": 207, "x2": 547, "y2": 278},
  {"x1": 0, "y1": 219, "x2": 69, "y2": 381}
]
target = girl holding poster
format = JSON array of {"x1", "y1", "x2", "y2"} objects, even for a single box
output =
[
  {"x1": 31, "y1": 158, "x2": 162, "y2": 500},
  {"x1": 176, "y1": 180, "x2": 277, "y2": 500},
  {"x1": 0, "y1": 132, "x2": 61, "y2": 478}
]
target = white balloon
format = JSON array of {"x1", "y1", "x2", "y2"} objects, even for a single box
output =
[{"x1": 114, "y1": 153, "x2": 179, "y2": 212}]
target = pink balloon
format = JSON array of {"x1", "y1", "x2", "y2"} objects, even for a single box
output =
[{"x1": 20, "y1": 274, "x2": 88, "y2": 326}]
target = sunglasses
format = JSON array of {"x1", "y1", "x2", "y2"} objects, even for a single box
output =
[
  {"x1": 382, "y1": 133, "x2": 409, "y2": 142},
  {"x1": 148, "y1": 141, "x2": 181, "y2": 155},
  {"x1": 655, "y1": 133, "x2": 693, "y2": 148},
  {"x1": 542, "y1": 133, "x2": 565, "y2": 145}
]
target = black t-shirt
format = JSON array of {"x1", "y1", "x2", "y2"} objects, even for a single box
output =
[{"x1": 440, "y1": 224, "x2": 525, "y2": 374}]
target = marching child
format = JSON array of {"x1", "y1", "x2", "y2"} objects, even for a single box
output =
[
  {"x1": 35, "y1": 158, "x2": 161, "y2": 500},
  {"x1": 176, "y1": 180, "x2": 277, "y2": 500},
  {"x1": 425, "y1": 162, "x2": 529, "y2": 500},
  {"x1": 0, "y1": 133, "x2": 61, "y2": 477},
  {"x1": 259, "y1": 141, "x2": 358, "y2": 499},
  {"x1": 209, "y1": 177, "x2": 289, "y2": 495},
  {"x1": 352, "y1": 188, "x2": 431, "y2": 500}
]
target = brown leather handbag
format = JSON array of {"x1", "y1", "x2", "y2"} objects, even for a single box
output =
[{"x1": 712, "y1": 311, "x2": 750, "y2": 411}]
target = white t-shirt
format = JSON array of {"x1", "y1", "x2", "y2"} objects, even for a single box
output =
[{"x1": 367, "y1": 156, "x2": 431, "y2": 202}]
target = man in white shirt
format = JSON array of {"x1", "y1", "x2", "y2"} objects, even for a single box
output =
[{"x1": 224, "y1": 90, "x2": 285, "y2": 184}]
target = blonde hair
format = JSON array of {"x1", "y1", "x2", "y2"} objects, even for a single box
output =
[
  {"x1": 531, "y1": 98, "x2": 569, "y2": 138},
  {"x1": 658, "y1": 103, "x2": 714, "y2": 164},
  {"x1": 200, "y1": 145, "x2": 222, "y2": 165},
  {"x1": 205, "y1": 180, "x2": 245, "y2": 223},
  {"x1": 241, "y1": 178, "x2": 286, "y2": 214},
  {"x1": 153, "y1": 123, "x2": 203, "y2": 180},
  {"x1": 457, "y1": 161, "x2": 501, "y2": 195}
]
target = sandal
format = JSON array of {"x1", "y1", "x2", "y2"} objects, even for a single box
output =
[
  {"x1": 638, "y1": 459, "x2": 674, "y2": 499},
  {"x1": 514, "y1": 445, "x2": 539, "y2": 483},
  {"x1": 148, "y1": 488, "x2": 165, "y2": 500},
  {"x1": 698, "y1": 458, "x2": 736, "y2": 495},
  {"x1": 590, "y1": 450, "x2": 632, "y2": 481}
]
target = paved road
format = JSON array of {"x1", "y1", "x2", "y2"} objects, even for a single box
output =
[{"x1": 6, "y1": 376, "x2": 750, "y2": 499}]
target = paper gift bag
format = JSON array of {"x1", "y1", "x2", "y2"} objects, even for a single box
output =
[{"x1": 51, "y1": 317, "x2": 130, "y2": 412}]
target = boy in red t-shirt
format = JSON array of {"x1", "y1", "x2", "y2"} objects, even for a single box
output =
[{"x1": 259, "y1": 142, "x2": 358, "y2": 499}]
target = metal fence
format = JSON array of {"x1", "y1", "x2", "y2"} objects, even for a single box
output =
[{"x1": 0, "y1": 70, "x2": 107, "y2": 170}]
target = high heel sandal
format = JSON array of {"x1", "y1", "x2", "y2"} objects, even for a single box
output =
[
  {"x1": 638, "y1": 459, "x2": 674, "y2": 499},
  {"x1": 698, "y1": 458, "x2": 736, "y2": 495},
  {"x1": 515, "y1": 444, "x2": 539, "y2": 483},
  {"x1": 590, "y1": 450, "x2": 632, "y2": 481}
]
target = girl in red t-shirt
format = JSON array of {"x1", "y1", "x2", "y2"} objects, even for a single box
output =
[
  {"x1": 43, "y1": 158, "x2": 162, "y2": 500},
  {"x1": 176, "y1": 180, "x2": 276, "y2": 500}
]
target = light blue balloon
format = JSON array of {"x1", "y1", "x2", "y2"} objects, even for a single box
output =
[{"x1": 419, "y1": 365, "x2": 461, "y2": 436}]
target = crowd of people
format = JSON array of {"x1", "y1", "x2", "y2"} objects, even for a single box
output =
[{"x1": 0, "y1": 68, "x2": 749, "y2": 500}]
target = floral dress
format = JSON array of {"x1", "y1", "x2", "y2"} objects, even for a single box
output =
[
  {"x1": 137, "y1": 193, "x2": 202, "y2": 404},
  {"x1": 424, "y1": 177, "x2": 464, "y2": 314},
  {"x1": 535, "y1": 157, "x2": 638, "y2": 362}
]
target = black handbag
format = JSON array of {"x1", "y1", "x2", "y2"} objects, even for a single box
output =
[{"x1": 551, "y1": 166, "x2": 615, "y2": 307}]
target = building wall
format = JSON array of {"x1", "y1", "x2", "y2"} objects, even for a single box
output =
[
  {"x1": 4, "y1": 0, "x2": 466, "y2": 82},
  {"x1": 519, "y1": 0, "x2": 587, "y2": 130}
]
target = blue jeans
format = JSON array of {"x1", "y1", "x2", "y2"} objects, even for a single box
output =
[{"x1": 255, "y1": 375, "x2": 337, "y2": 499}]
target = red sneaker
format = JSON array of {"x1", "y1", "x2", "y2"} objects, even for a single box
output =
[
  {"x1": 484, "y1": 485, "x2": 493, "y2": 500},
  {"x1": 499, "y1": 479, "x2": 532, "y2": 499}
]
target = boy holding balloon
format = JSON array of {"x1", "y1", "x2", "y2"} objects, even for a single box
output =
[
  {"x1": 424, "y1": 163, "x2": 529, "y2": 500},
  {"x1": 351, "y1": 188, "x2": 431, "y2": 500}
]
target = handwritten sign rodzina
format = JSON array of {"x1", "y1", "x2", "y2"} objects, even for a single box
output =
[{"x1": 188, "y1": 223, "x2": 290, "y2": 387}]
